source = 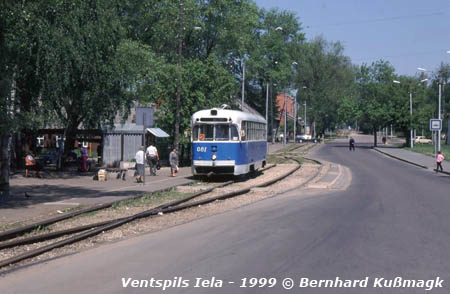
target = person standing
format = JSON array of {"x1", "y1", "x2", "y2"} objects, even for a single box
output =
[
  {"x1": 349, "y1": 137, "x2": 355, "y2": 151},
  {"x1": 25, "y1": 151, "x2": 41, "y2": 178},
  {"x1": 81, "y1": 146, "x2": 89, "y2": 172},
  {"x1": 169, "y1": 148, "x2": 179, "y2": 177},
  {"x1": 146, "y1": 144, "x2": 159, "y2": 176},
  {"x1": 436, "y1": 151, "x2": 445, "y2": 173},
  {"x1": 135, "y1": 146, "x2": 145, "y2": 182}
]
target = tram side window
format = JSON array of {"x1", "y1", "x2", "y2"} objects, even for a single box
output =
[
  {"x1": 241, "y1": 122, "x2": 247, "y2": 141},
  {"x1": 193, "y1": 125, "x2": 199, "y2": 141},
  {"x1": 241, "y1": 120, "x2": 266, "y2": 141},
  {"x1": 215, "y1": 124, "x2": 229, "y2": 141},
  {"x1": 231, "y1": 125, "x2": 239, "y2": 141}
]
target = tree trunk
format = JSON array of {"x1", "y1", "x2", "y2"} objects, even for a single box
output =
[
  {"x1": 401, "y1": 126, "x2": 410, "y2": 147},
  {"x1": 0, "y1": 134, "x2": 11, "y2": 199},
  {"x1": 61, "y1": 125, "x2": 78, "y2": 170},
  {"x1": 373, "y1": 126, "x2": 377, "y2": 147}
]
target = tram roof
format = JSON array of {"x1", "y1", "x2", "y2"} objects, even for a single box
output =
[{"x1": 191, "y1": 108, "x2": 266, "y2": 124}]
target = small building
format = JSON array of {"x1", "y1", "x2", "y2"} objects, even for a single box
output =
[
  {"x1": 276, "y1": 93, "x2": 296, "y2": 127},
  {"x1": 102, "y1": 124, "x2": 170, "y2": 167}
]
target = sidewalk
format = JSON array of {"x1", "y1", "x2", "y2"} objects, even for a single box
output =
[
  {"x1": 0, "y1": 143, "x2": 289, "y2": 226},
  {"x1": 0, "y1": 167, "x2": 194, "y2": 226},
  {"x1": 374, "y1": 146, "x2": 450, "y2": 173}
]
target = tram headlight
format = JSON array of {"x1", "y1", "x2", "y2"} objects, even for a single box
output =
[{"x1": 212, "y1": 154, "x2": 217, "y2": 160}]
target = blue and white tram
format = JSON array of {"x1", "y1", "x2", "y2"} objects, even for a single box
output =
[{"x1": 191, "y1": 105, "x2": 267, "y2": 176}]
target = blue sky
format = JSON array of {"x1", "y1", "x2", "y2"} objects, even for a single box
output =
[{"x1": 254, "y1": 0, "x2": 450, "y2": 76}]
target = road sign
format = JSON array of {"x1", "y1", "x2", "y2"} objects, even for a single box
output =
[{"x1": 430, "y1": 119, "x2": 442, "y2": 131}]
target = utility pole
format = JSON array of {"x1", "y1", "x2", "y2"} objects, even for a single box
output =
[
  {"x1": 174, "y1": 3, "x2": 183, "y2": 149},
  {"x1": 270, "y1": 80, "x2": 274, "y2": 143},
  {"x1": 304, "y1": 101, "x2": 307, "y2": 135},
  {"x1": 293, "y1": 97, "x2": 296, "y2": 143},
  {"x1": 265, "y1": 82, "x2": 269, "y2": 141},
  {"x1": 283, "y1": 92, "x2": 287, "y2": 144},
  {"x1": 410, "y1": 92, "x2": 413, "y2": 149},
  {"x1": 241, "y1": 62, "x2": 245, "y2": 110},
  {"x1": 438, "y1": 80, "x2": 442, "y2": 152}
]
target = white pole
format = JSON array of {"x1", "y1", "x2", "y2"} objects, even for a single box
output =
[
  {"x1": 266, "y1": 82, "x2": 269, "y2": 140},
  {"x1": 438, "y1": 81, "x2": 442, "y2": 152},
  {"x1": 283, "y1": 92, "x2": 287, "y2": 144},
  {"x1": 304, "y1": 102, "x2": 307, "y2": 135},
  {"x1": 410, "y1": 92, "x2": 413, "y2": 148},
  {"x1": 241, "y1": 62, "x2": 245, "y2": 110},
  {"x1": 293, "y1": 96, "x2": 296, "y2": 143}
]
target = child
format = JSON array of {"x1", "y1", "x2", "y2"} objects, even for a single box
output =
[{"x1": 436, "y1": 151, "x2": 445, "y2": 173}]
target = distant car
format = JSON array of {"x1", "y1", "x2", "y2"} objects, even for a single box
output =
[
  {"x1": 296, "y1": 134, "x2": 319, "y2": 143},
  {"x1": 39, "y1": 149, "x2": 58, "y2": 164},
  {"x1": 414, "y1": 136, "x2": 432, "y2": 144}
]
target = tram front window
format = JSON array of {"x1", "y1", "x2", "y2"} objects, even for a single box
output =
[
  {"x1": 195, "y1": 125, "x2": 214, "y2": 141},
  {"x1": 215, "y1": 124, "x2": 229, "y2": 141}
]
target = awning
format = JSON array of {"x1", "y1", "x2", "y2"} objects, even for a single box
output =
[{"x1": 146, "y1": 128, "x2": 170, "y2": 138}]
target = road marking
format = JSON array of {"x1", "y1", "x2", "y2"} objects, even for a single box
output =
[{"x1": 42, "y1": 202, "x2": 80, "y2": 206}]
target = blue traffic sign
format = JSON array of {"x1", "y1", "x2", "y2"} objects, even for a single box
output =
[{"x1": 430, "y1": 119, "x2": 442, "y2": 131}]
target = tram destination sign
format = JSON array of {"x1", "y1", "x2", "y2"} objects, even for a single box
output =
[{"x1": 430, "y1": 119, "x2": 442, "y2": 131}]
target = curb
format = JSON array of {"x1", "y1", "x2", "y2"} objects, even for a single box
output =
[
  {"x1": 373, "y1": 148, "x2": 450, "y2": 176},
  {"x1": 373, "y1": 147, "x2": 428, "y2": 169}
]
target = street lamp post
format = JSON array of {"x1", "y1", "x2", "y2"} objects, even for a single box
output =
[
  {"x1": 303, "y1": 86, "x2": 307, "y2": 135},
  {"x1": 393, "y1": 78, "x2": 427, "y2": 149},
  {"x1": 410, "y1": 91, "x2": 413, "y2": 148},
  {"x1": 417, "y1": 67, "x2": 441, "y2": 152},
  {"x1": 291, "y1": 62, "x2": 298, "y2": 143},
  {"x1": 395, "y1": 79, "x2": 414, "y2": 149}
]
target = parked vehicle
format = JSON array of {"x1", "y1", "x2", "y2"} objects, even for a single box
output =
[
  {"x1": 414, "y1": 136, "x2": 432, "y2": 144},
  {"x1": 296, "y1": 134, "x2": 319, "y2": 143},
  {"x1": 39, "y1": 149, "x2": 58, "y2": 165}
]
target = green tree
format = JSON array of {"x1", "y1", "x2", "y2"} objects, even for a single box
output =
[
  {"x1": 123, "y1": 0, "x2": 260, "y2": 146},
  {"x1": 247, "y1": 7, "x2": 305, "y2": 110},
  {"x1": 295, "y1": 37, "x2": 355, "y2": 136},
  {"x1": 0, "y1": 1, "x2": 46, "y2": 198},
  {"x1": 355, "y1": 60, "x2": 396, "y2": 146},
  {"x1": 33, "y1": 0, "x2": 136, "y2": 161}
]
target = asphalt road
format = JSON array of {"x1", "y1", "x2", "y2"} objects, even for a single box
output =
[{"x1": 1, "y1": 135, "x2": 450, "y2": 294}]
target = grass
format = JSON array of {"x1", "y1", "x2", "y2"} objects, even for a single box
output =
[
  {"x1": 267, "y1": 153, "x2": 316, "y2": 165},
  {"x1": 405, "y1": 144, "x2": 450, "y2": 161},
  {"x1": 0, "y1": 221, "x2": 24, "y2": 232},
  {"x1": 112, "y1": 189, "x2": 193, "y2": 209}
]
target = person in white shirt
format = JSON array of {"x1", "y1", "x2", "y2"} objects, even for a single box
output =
[
  {"x1": 135, "y1": 146, "x2": 145, "y2": 182},
  {"x1": 145, "y1": 144, "x2": 159, "y2": 176}
]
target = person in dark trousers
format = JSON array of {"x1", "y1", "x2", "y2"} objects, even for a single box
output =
[
  {"x1": 349, "y1": 137, "x2": 355, "y2": 151},
  {"x1": 145, "y1": 144, "x2": 159, "y2": 176},
  {"x1": 436, "y1": 151, "x2": 445, "y2": 173}
]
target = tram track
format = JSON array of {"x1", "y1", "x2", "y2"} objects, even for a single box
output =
[{"x1": 0, "y1": 144, "x2": 317, "y2": 270}]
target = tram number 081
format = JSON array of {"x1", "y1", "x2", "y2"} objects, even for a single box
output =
[{"x1": 196, "y1": 146, "x2": 207, "y2": 152}]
